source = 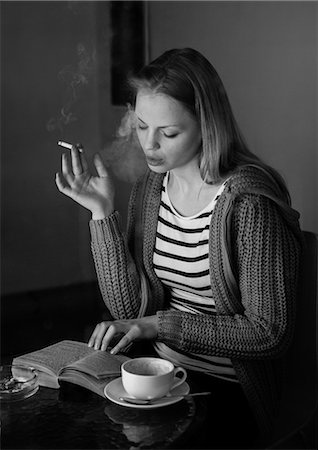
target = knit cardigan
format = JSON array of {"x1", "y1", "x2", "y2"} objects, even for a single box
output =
[{"x1": 89, "y1": 165, "x2": 302, "y2": 439}]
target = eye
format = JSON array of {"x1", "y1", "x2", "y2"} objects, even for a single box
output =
[
  {"x1": 163, "y1": 132, "x2": 178, "y2": 139},
  {"x1": 137, "y1": 125, "x2": 148, "y2": 131}
]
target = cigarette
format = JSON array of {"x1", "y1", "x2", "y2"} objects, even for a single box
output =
[{"x1": 57, "y1": 141, "x2": 83, "y2": 152}]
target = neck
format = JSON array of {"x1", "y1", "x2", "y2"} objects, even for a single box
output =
[{"x1": 169, "y1": 163, "x2": 204, "y2": 195}]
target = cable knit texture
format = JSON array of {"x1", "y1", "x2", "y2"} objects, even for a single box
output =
[{"x1": 89, "y1": 165, "x2": 302, "y2": 440}]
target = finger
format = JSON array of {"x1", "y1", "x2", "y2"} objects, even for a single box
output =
[
  {"x1": 79, "y1": 151, "x2": 88, "y2": 172},
  {"x1": 71, "y1": 145, "x2": 83, "y2": 176},
  {"x1": 94, "y1": 153, "x2": 108, "y2": 177},
  {"x1": 74, "y1": 143, "x2": 89, "y2": 172},
  {"x1": 110, "y1": 327, "x2": 139, "y2": 355},
  {"x1": 93, "y1": 322, "x2": 113, "y2": 350},
  {"x1": 88, "y1": 322, "x2": 107, "y2": 348},
  {"x1": 101, "y1": 324, "x2": 120, "y2": 351},
  {"x1": 61, "y1": 153, "x2": 74, "y2": 185},
  {"x1": 75, "y1": 142, "x2": 84, "y2": 152},
  {"x1": 120, "y1": 342, "x2": 133, "y2": 353},
  {"x1": 88, "y1": 323, "x2": 100, "y2": 347},
  {"x1": 87, "y1": 325, "x2": 97, "y2": 348},
  {"x1": 55, "y1": 172, "x2": 73, "y2": 198}
]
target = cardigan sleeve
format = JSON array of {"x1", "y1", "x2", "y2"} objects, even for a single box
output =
[
  {"x1": 157, "y1": 194, "x2": 301, "y2": 360},
  {"x1": 89, "y1": 180, "x2": 142, "y2": 320}
]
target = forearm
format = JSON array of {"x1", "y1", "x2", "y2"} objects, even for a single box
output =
[
  {"x1": 90, "y1": 211, "x2": 141, "y2": 319},
  {"x1": 157, "y1": 307, "x2": 293, "y2": 360}
]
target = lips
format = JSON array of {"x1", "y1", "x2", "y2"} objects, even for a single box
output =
[{"x1": 146, "y1": 157, "x2": 164, "y2": 166}]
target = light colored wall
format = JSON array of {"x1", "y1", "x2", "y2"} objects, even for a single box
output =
[{"x1": 148, "y1": 1, "x2": 317, "y2": 233}]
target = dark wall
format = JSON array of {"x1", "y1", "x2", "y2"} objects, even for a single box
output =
[
  {"x1": 1, "y1": 1, "x2": 147, "y2": 356},
  {"x1": 149, "y1": 1, "x2": 318, "y2": 233},
  {"x1": 1, "y1": 1, "x2": 109, "y2": 295},
  {"x1": 1, "y1": 1, "x2": 147, "y2": 296}
]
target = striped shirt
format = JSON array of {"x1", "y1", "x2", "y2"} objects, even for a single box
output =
[{"x1": 153, "y1": 172, "x2": 237, "y2": 382}]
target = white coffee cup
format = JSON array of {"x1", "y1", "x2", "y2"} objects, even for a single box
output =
[{"x1": 121, "y1": 357, "x2": 187, "y2": 400}]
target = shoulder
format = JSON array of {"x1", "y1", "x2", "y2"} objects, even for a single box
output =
[
  {"x1": 224, "y1": 166, "x2": 301, "y2": 238},
  {"x1": 226, "y1": 164, "x2": 283, "y2": 199},
  {"x1": 224, "y1": 166, "x2": 279, "y2": 217}
]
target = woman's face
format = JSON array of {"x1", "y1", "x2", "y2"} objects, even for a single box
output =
[{"x1": 134, "y1": 89, "x2": 201, "y2": 173}]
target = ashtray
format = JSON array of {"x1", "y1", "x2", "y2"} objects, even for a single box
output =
[{"x1": 0, "y1": 365, "x2": 39, "y2": 402}]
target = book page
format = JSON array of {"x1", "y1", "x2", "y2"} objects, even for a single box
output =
[
  {"x1": 59, "y1": 370, "x2": 116, "y2": 397},
  {"x1": 65, "y1": 350, "x2": 129, "y2": 379},
  {"x1": 13, "y1": 340, "x2": 96, "y2": 377}
]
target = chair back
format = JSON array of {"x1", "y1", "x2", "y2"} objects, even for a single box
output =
[{"x1": 270, "y1": 231, "x2": 318, "y2": 448}]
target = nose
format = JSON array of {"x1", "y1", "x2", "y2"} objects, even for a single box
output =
[{"x1": 144, "y1": 130, "x2": 160, "y2": 151}]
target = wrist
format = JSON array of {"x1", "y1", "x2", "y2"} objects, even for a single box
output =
[{"x1": 91, "y1": 205, "x2": 115, "y2": 220}]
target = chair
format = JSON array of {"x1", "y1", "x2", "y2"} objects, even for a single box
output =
[{"x1": 268, "y1": 231, "x2": 318, "y2": 449}]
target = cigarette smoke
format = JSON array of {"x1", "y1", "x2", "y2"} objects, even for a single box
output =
[
  {"x1": 102, "y1": 105, "x2": 147, "y2": 184},
  {"x1": 46, "y1": 42, "x2": 96, "y2": 133}
]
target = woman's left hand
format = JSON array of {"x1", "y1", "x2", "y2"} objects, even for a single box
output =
[{"x1": 88, "y1": 315, "x2": 159, "y2": 354}]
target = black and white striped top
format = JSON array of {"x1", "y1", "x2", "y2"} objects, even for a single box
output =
[{"x1": 153, "y1": 172, "x2": 237, "y2": 382}]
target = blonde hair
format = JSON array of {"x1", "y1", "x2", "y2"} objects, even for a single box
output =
[{"x1": 128, "y1": 48, "x2": 290, "y2": 202}]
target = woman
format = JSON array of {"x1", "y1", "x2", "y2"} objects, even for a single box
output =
[{"x1": 56, "y1": 48, "x2": 302, "y2": 448}]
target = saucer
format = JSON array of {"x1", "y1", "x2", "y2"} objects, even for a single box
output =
[{"x1": 104, "y1": 377, "x2": 190, "y2": 409}]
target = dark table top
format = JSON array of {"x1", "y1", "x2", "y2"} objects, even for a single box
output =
[{"x1": 1, "y1": 381, "x2": 207, "y2": 449}]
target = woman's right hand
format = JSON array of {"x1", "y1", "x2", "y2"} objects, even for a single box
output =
[{"x1": 55, "y1": 146, "x2": 115, "y2": 220}]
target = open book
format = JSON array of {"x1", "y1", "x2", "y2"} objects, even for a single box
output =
[{"x1": 12, "y1": 340, "x2": 129, "y2": 398}]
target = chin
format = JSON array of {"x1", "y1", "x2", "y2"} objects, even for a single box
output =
[{"x1": 148, "y1": 164, "x2": 167, "y2": 173}]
